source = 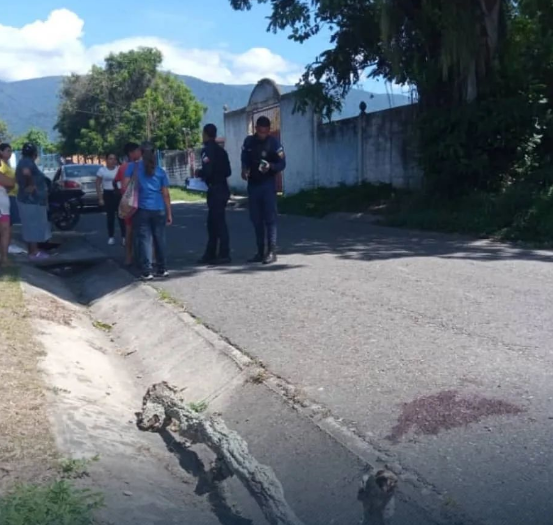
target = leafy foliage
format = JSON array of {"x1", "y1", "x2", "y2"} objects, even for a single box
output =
[
  {"x1": 11, "y1": 128, "x2": 57, "y2": 154},
  {"x1": 0, "y1": 480, "x2": 103, "y2": 525},
  {"x1": 231, "y1": 0, "x2": 553, "y2": 200},
  {"x1": 55, "y1": 48, "x2": 204, "y2": 156},
  {"x1": 230, "y1": 0, "x2": 503, "y2": 113},
  {"x1": 0, "y1": 119, "x2": 10, "y2": 142}
]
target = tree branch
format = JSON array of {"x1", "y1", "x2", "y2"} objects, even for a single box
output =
[{"x1": 137, "y1": 382, "x2": 305, "y2": 525}]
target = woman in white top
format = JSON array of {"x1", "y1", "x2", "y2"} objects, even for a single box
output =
[{"x1": 96, "y1": 153, "x2": 125, "y2": 245}]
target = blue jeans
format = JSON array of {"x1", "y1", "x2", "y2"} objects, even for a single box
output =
[
  {"x1": 248, "y1": 178, "x2": 277, "y2": 254},
  {"x1": 133, "y1": 208, "x2": 167, "y2": 274}
]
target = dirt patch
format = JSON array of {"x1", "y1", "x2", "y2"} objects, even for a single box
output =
[
  {"x1": 388, "y1": 389, "x2": 525, "y2": 443},
  {"x1": 26, "y1": 294, "x2": 75, "y2": 326},
  {"x1": 0, "y1": 269, "x2": 57, "y2": 492}
]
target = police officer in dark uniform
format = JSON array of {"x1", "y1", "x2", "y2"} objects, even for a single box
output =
[
  {"x1": 241, "y1": 116, "x2": 286, "y2": 265},
  {"x1": 196, "y1": 123, "x2": 232, "y2": 264}
]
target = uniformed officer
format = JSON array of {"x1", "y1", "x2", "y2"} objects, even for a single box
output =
[
  {"x1": 241, "y1": 116, "x2": 286, "y2": 265},
  {"x1": 196, "y1": 123, "x2": 232, "y2": 264}
]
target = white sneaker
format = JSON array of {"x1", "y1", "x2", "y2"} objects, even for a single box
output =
[
  {"x1": 108, "y1": 238, "x2": 115, "y2": 246},
  {"x1": 8, "y1": 244, "x2": 27, "y2": 255}
]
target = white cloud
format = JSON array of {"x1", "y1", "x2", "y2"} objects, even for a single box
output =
[{"x1": 0, "y1": 9, "x2": 302, "y2": 85}]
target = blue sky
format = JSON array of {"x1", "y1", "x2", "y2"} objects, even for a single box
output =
[{"x1": 0, "y1": 1, "x2": 396, "y2": 93}]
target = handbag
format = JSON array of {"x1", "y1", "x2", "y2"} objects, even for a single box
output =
[{"x1": 118, "y1": 163, "x2": 139, "y2": 219}]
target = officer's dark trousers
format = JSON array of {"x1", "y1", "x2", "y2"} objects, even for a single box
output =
[
  {"x1": 205, "y1": 185, "x2": 230, "y2": 258},
  {"x1": 248, "y1": 178, "x2": 277, "y2": 254}
]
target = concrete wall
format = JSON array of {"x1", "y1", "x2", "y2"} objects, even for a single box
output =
[
  {"x1": 224, "y1": 108, "x2": 249, "y2": 193},
  {"x1": 311, "y1": 105, "x2": 420, "y2": 192},
  {"x1": 362, "y1": 105, "x2": 421, "y2": 188},
  {"x1": 316, "y1": 118, "x2": 359, "y2": 188},
  {"x1": 280, "y1": 94, "x2": 316, "y2": 195},
  {"x1": 223, "y1": 86, "x2": 420, "y2": 196}
]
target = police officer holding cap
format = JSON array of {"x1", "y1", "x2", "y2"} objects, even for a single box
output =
[
  {"x1": 241, "y1": 116, "x2": 286, "y2": 264},
  {"x1": 196, "y1": 123, "x2": 232, "y2": 265}
]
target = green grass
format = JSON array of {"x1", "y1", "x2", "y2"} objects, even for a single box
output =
[
  {"x1": 58, "y1": 455, "x2": 100, "y2": 479},
  {"x1": 277, "y1": 181, "x2": 553, "y2": 245},
  {"x1": 92, "y1": 320, "x2": 112, "y2": 332},
  {"x1": 169, "y1": 187, "x2": 206, "y2": 202},
  {"x1": 189, "y1": 400, "x2": 209, "y2": 413},
  {"x1": 155, "y1": 287, "x2": 184, "y2": 308},
  {"x1": 278, "y1": 183, "x2": 396, "y2": 218},
  {"x1": 0, "y1": 480, "x2": 103, "y2": 525}
]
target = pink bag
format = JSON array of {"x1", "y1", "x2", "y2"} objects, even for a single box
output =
[{"x1": 118, "y1": 164, "x2": 139, "y2": 219}]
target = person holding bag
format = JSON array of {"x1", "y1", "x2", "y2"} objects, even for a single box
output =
[
  {"x1": 115, "y1": 142, "x2": 142, "y2": 264},
  {"x1": 124, "y1": 142, "x2": 172, "y2": 280}
]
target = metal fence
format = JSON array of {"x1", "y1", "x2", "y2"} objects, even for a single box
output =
[{"x1": 158, "y1": 148, "x2": 201, "y2": 187}]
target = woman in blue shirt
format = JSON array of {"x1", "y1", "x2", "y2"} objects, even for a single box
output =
[{"x1": 125, "y1": 142, "x2": 172, "y2": 280}]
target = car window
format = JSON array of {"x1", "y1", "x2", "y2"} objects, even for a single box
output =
[{"x1": 64, "y1": 165, "x2": 102, "y2": 179}]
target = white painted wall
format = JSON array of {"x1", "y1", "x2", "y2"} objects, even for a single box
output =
[
  {"x1": 362, "y1": 106, "x2": 421, "y2": 188},
  {"x1": 222, "y1": 85, "x2": 420, "y2": 196},
  {"x1": 280, "y1": 95, "x2": 316, "y2": 195},
  {"x1": 316, "y1": 119, "x2": 359, "y2": 188},
  {"x1": 224, "y1": 108, "x2": 249, "y2": 193}
]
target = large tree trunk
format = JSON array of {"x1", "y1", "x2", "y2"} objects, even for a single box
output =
[
  {"x1": 480, "y1": 0, "x2": 501, "y2": 62},
  {"x1": 464, "y1": 0, "x2": 502, "y2": 102}
]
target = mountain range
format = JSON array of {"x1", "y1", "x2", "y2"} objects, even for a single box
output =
[{"x1": 0, "y1": 75, "x2": 411, "y2": 140}]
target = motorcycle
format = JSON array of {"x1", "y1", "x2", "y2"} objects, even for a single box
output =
[{"x1": 46, "y1": 178, "x2": 84, "y2": 231}]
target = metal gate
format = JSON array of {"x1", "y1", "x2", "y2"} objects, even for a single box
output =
[{"x1": 251, "y1": 104, "x2": 284, "y2": 193}]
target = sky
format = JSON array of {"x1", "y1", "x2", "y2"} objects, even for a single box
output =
[{"x1": 0, "y1": 0, "x2": 398, "y2": 93}]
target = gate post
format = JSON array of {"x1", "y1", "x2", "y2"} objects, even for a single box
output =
[{"x1": 357, "y1": 101, "x2": 367, "y2": 185}]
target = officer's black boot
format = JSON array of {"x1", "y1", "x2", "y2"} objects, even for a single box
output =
[
  {"x1": 198, "y1": 251, "x2": 217, "y2": 265},
  {"x1": 247, "y1": 252, "x2": 264, "y2": 263},
  {"x1": 263, "y1": 247, "x2": 277, "y2": 265}
]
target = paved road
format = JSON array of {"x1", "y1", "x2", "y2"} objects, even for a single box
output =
[{"x1": 83, "y1": 203, "x2": 553, "y2": 525}]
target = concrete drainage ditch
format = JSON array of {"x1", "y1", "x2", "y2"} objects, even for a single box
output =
[{"x1": 20, "y1": 256, "x2": 472, "y2": 525}]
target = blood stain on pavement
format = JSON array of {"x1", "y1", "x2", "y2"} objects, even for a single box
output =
[{"x1": 387, "y1": 389, "x2": 524, "y2": 443}]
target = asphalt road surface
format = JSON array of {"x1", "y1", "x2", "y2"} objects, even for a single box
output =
[{"x1": 82, "y1": 203, "x2": 553, "y2": 525}]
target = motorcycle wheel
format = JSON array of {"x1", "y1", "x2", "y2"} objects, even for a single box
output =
[{"x1": 54, "y1": 202, "x2": 80, "y2": 231}]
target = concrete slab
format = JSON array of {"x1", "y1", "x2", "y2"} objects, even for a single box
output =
[{"x1": 19, "y1": 266, "x2": 230, "y2": 525}]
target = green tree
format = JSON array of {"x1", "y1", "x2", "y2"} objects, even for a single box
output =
[
  {"x1": 229, "y1": 0, "x2": 506, "y2": 114},
  {"x1": 0, "y1": 120, "x2": 10, "y2": 142},
  {"x1": 55, "y1": 47, "x2": 204, "y2": 156},
  {"x1": 230, "y1": 0, "x2": 553, "y2": 196},
  {"x1": 12, "y1": 128, "x2": 56, "y2": 153},
  {"x1": 118, "y1": 74, "x2": 203, "y2": 150}
]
